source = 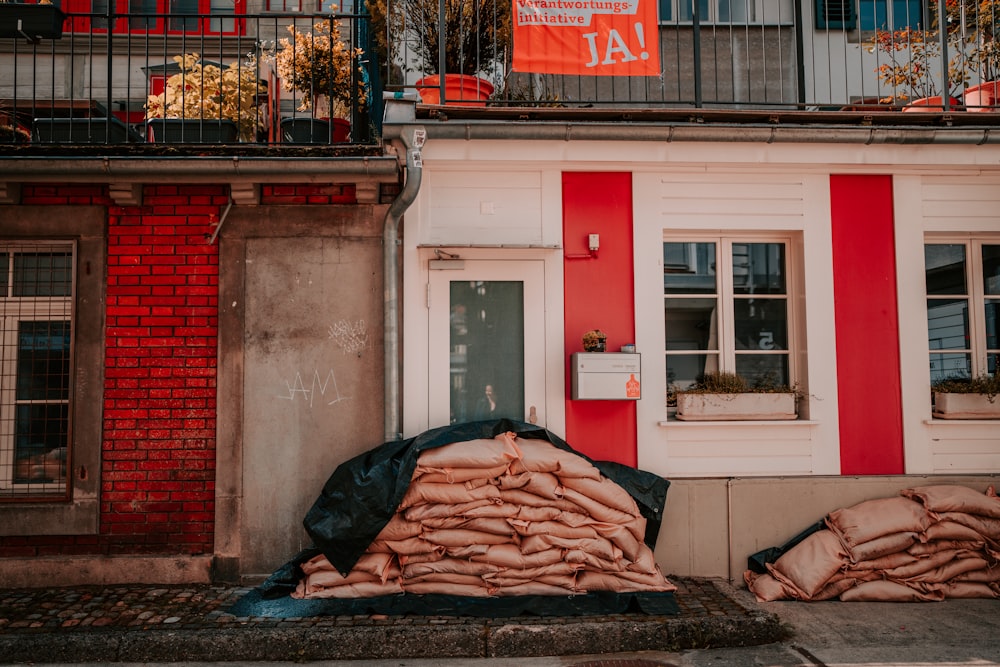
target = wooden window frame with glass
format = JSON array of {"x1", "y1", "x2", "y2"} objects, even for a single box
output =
[
  {"x1": 0, "y1": 242, "x2": 74, "y2": 499},
  {"x1": 664, "y1": 234, "x2": 796, "y2": 404},
  {"x1": 925, "y1": 237, "x2": 1000, "y2": 387}
]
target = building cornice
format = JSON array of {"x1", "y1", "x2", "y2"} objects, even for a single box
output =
[{"x1": 0, "y1": 155, "x2": 400, "y2": 206}]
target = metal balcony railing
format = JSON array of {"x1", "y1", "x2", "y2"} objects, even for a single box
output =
[
  {"x1": 2, "y1": 0, "x2": 999, "y2": 148},
  {"x1": 0, "y1": 7, "x2": 378, "y2": 146}
]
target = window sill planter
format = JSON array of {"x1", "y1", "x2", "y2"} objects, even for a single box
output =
[
  {"x1": 0, "y1": 3, "x2": 65, "y2": 40},
  {"x1": 675, "y1": 392, "x2": 797, "y2": 421},
  {"x1": 932, "y1": 392, "x2": 1000, "y2": 419}
]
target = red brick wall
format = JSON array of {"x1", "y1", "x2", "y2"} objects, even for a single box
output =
[{"x1": 101, "y1": 185, "x2": 223, "y2": 554}]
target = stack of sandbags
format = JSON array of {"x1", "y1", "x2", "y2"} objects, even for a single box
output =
[
  {"x1": 293, "y1": 432, "x2": 676, "y2": 599},
  {"x1": 745, "y1": 485, "x2": 1000, "y2": 602}
]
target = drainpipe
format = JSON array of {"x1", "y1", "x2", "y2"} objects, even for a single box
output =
[{"x1": 382, "y1": 93, "x2": 425, "y2": 443}]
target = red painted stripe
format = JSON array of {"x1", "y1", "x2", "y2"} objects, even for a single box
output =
[
  {"x1": 562, "y1": 172, "x2": 637, "y2": 466},
  {"x1": 830, "y1": 175, "x2": 904, "y2": 474}
]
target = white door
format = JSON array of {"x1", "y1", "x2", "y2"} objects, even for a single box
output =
[{"x1": 428, "y1": 259, "x2": 546, "y2": 428}]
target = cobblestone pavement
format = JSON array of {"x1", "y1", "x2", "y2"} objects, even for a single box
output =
[
  {"x1": 0, "y1": 578, "x2": 784, "y2": 663},
  {"x1": 0, "y1": 578, "x2": 746, "y2": 632}
]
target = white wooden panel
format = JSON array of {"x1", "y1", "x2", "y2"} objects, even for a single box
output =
[
  {"x1": 653, "y1": 175, "x2": 805, "y2": 229},
  {"x1": 920, "y1": 177, "x2": 1000, "y2": 226},
  {"x1": 665, "y1": 457, "x2": 813, "y2": 477},
  {"x1": 930, "y1": 435, "x2": 1000, "y2": 473},
  {"x1": 658, "y1": 423, "x2": 816, "y2": 477},
  {"x1": 658, "y1": 198, "x2": 805, "y2": 216},
  {"x1": 425, "y1": 170, "x2": 544, "y2": 246}
]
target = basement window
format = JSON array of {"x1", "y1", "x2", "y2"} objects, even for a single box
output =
[{"x1": 0, "y1": 244, "x2": 74, "y2": 499}]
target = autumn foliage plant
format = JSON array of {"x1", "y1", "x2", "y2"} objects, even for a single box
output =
[
  {"x1": 867, "y1": 0, "x2": 1000, "y2": 103},
  {"x1": 868, "y1": 28, "x2": 966, "y2": 102},
  {"x1": 365, "y1": 0, "x2": 511, "y2": 82},
  {"x1": 273, "y1": 19, "x2": 367, "y2": 118},
  {"x1": 145, "y1": 54, "x2": 265, "y2": 142}
]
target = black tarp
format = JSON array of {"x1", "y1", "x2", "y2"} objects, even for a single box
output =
[
  {"x1": 745, "y1": 519, "x2": 827, "y2": 574},
  {"x1": 243, "y1": 419, "x2": 678, "y2": 617}
]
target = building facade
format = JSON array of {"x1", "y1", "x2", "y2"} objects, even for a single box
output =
[{"x1": 2, "y1": 0, "x2": 1000, "y2": 586}]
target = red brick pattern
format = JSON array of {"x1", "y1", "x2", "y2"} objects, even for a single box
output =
[
  {"x1": 103, "y1": 186, "x2": 221, "y2": 554},
  {"x1": 1, "y1": 184, "x2": 222, "y2": 557},
  {"x1": 262, "y1": 183, "x2": 357, "y2": 205}
]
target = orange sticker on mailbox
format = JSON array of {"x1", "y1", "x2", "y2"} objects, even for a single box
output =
[{"x1": 626, "y1": 373, "x2": 640, "y2": 398}]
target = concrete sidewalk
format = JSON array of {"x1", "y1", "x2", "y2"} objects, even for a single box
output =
[{"x1": 0, "y1": 577, "x2": 785, "y2": 663}]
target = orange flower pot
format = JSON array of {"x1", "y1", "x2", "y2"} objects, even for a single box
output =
[
  {"x1": 902, "y1": 96, "x2": 962, "y2": 112},
  {"x1": 963, "y1": 82, "x2": 1000, "y2": 111},
  {"x1": 416, "y1": 74, "x2": 494, "y2": 107}
]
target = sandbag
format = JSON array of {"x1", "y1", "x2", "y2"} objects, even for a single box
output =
[
  {"x1": 847, "y1": 532, "x2": 918, "y2": 563},
  {"x1": 839, "y1": 580, "x2": 944, "y2": 602},
  {"x1": 826, "y1": 497, "x2": 934, "y2": 547},
  {"x1": 900, "y1": 485, "x2": 1000, "y2": 519},
  {"x1": 767, "y1": 529, "x2": 848, "y2": 599}
]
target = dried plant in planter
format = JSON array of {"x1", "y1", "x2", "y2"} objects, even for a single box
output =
[
  {"x1": 932, "y1": 373, "x2": 1000, "y2": 402},
  {"x1": 673, "y1": 371, "x2": 801, "y2": 421},
  {"x1": 145, "y1": 53, "x2": 265, "y2": 142},
  {"x1": 273, "y1": 19, "x2": 367, "y2": 117},
  {"x1": 681, "y1": 371, "x2": 798, "y2": 394}
]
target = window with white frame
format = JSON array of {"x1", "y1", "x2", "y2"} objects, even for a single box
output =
[
  {"x1": 925, "y1": 239, "x2": 999, "y2": 385},
  {"x1": 664, "y1": 237, "x2": 793, "y2": 400},
  {"x1": 659, "y1": 0, "x2": 795, "y2": 24},
  {"x1": 0, "y1": 243, "x2": 74, "y2": 499}
]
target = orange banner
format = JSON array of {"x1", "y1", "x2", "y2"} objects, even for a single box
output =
[{"x1": 511, "y1": 0, "x2": 661, "y2": 76}]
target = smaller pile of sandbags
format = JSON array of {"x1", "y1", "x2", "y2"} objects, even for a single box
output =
[
  {"x1": 745, "y1": 485, "x2": 1000, "y2": 602},
  {"x1": 293, "y1": 432, "x2": 676, "y2": 599}
]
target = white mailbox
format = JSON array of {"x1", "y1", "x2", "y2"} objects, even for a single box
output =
[{"x1": 571, "y1": 352, "x2": 641, "y2": 400}]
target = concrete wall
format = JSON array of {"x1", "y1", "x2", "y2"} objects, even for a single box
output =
[
  {"x1": 654, "y1": 474, "x2": 1000, "y2": 584},
  {"x1": 217, "y1": 204, "x2": 389, "y2": 581}
]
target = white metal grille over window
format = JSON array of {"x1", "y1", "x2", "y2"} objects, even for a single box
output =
[{"x1": 0, "y1": 242, "x2": 74, "y2": 499}]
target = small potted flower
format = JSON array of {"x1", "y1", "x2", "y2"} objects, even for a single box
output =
[
  {"x1": 145, "y1": 53, "x2": 266, "y2": 143},
  {"x1": 932, "y1": 373, "x2": 1000, "y2": 419},
  {"x1": 674, "y1": 371, "x2": 799, "y2": 421},
  {"x1": 273, "y1": 19, "x2": 367, "y2": 142},
  {"x1": 867, "y1": 27, "x2": 967, "y2": 110}
]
